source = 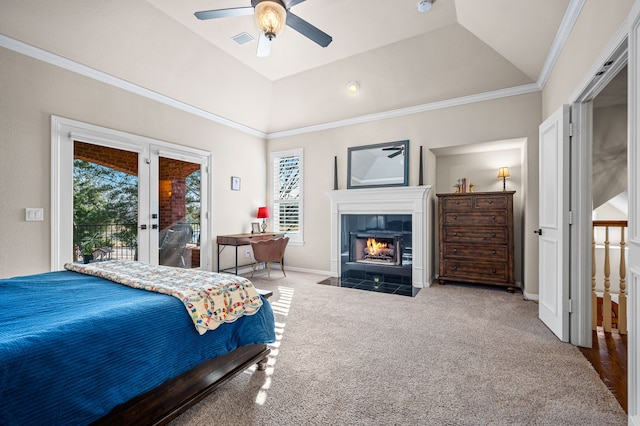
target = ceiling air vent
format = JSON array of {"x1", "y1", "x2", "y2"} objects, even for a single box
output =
[{"x1": 232, "y1": 32, "x2": 255, "y2": 46}]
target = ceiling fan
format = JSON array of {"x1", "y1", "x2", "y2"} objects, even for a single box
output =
[{"x1": 195, "y1": 0, "x2": 332, "y2": 57}]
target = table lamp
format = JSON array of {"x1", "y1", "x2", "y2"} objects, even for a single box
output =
[
  {"x1": 497, "y1": 167, "x2": 510, "y2": 191},
  {"x1": 257, "y1": 207, "x2": 270, "y2": 233}
]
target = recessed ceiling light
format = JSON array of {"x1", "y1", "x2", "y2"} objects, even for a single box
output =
[
  {"x1": 417, "y1": 0, "x2": 436, "y2": 13},
  {"x1": 346, "y1": 81, "x2": 360, "y2": 94}
]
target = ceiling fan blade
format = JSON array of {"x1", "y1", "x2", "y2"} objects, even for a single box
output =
[
  {"x1": 285, "y1": 12, "x2": 332, "y2": 47},
  {"x1": 257, "y1": 33, "x2": 272, "y2": 57},
  {"x1": 283, "y1": 0, "x2": 306, "y2": 8},
  {"x1": 388, "y1": 151, "x2": 402, "y2": 159},
  {"x1": 382, "y1": 147, "x2": 401, "y2": 151},
  {"x1": 194, "y1": 7, "x2": 254, "y2": 20}
]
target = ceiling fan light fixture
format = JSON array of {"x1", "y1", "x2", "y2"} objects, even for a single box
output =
[
  {"x1": 417, "y1": 0, "x2": 436, "y2": 13},
  {"x1": 254, "y1": 0, "x2": 287, "y2": 40}
]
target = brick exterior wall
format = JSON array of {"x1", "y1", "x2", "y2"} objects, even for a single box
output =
[{"x1": 74, "y1": 141, "x2": 200, "y2": 231}]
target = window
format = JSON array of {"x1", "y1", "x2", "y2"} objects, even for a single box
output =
[{"x1": 271, "y1": 149, "x2": 303, "y2": 244}]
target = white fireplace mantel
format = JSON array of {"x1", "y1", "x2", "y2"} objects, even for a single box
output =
[{"x1": 328, "y1": 186, "x2": 432, "y2": 288}]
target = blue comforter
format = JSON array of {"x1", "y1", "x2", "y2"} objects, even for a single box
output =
[{"x1": 0, "y1": 270, "x2": 276, "y2": 425}]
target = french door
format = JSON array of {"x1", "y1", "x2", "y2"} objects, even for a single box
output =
[{"x1": 52, "y1": 116, "x2": 211, "y2": 271}]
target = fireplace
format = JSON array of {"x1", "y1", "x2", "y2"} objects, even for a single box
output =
[
  {"x1": 341, "y1": 214, "x2": 412, "y2": 286},
  {"x1": 351, "y1": 234, "x2": 402, "y2": 265},
  {"x1": 328, "y1": 186, "x2": 432, "y2": 289}
]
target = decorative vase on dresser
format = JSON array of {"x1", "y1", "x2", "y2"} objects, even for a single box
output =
[{"x1": 436, "y1": 191, "x2": 515, "y2": 288}]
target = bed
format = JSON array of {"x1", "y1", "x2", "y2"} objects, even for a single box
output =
[{"x1": 0, "y1": 262, "x2": 276, "y2": 425}]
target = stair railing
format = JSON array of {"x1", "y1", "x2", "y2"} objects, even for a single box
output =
[{"x1": 592, "y1": 220, "x2": 628, "y2": 334}]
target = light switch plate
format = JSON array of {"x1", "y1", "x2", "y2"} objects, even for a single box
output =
[{"x1": 25, "y1": 208, "x2": 44, "y2": 222}]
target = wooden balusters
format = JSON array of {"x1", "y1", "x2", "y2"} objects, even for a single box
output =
[
  {"x1": 603, "y1": 226, "x2": 612, "y2": 332},
  {"x1": 591, "y1": 220, "x2": 628, "y2": 335},
  {"x1": 619, "y1": 227, "x2": 627, "y2": 334}
]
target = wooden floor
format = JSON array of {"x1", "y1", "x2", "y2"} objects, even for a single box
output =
[{"x1": 579, "y1": 328, "x2": 627, "y2": 413}]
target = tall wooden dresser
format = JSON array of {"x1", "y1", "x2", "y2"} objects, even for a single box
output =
[{"x1": 436, "y1": 191, "x2": 515, "y2": 288}]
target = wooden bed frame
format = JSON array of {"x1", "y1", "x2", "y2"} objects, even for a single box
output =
[
  {"x1": 92, "y1": 344, "x2": 270, "y2": 425},
  {"x1": 93, "y1": 289, "x2": 274, "y2": 425}
]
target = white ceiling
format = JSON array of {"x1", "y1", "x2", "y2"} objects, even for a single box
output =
[
  {"x1": 0, "y1": 0, "x2": 573, "y2": 134},
  {"x1": 147, "y1": 0, "x2": 570, "y2": 82}
]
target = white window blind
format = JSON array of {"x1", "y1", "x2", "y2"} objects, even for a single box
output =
[{"x1": 271, "y1": 149, "x2": 303, "y2": 244}]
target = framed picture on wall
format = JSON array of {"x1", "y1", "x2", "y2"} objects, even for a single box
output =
[{"x1": 231, "y1": 176, "x2": 241, "y2": 191}]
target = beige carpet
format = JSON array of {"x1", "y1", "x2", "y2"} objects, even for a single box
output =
[{"x1": 170, "y1": 271, "x2": 626, "y2": 425}]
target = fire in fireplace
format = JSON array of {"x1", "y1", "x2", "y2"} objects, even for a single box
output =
[{"x1": 350, "y1": 234, "x2": 401, "y2": 265}]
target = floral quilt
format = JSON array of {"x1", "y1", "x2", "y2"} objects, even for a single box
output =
[{"x1": 64, "y1": 260, "x2": 263, "y2": 335}]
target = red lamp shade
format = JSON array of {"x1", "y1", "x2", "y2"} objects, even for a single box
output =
[{"x1": 257, "y1": 207, "x2": 270, "y2": 219}]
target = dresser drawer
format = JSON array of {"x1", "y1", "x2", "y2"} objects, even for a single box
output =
[
  {"x1": 442, "y1": 260, "x2": 510, "y2": 283},
  {"x1": 442, "y1": 243, "x2": 507, "y2": 260},
  {"x1": 443, "y1": 211, "x2": 507, "y2": 227},
  {"x1": 474, "y1": 194, "x2": 509, "y2": 209},
  {"x1": 443, "y1": 227, "x2": 507, "y2": 244},
  {"x1": 441, "y1": 196, "x2": 472, "y2": 210}
]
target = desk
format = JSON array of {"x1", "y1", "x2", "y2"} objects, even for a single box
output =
[{"x1": 217, "y1": 233, "x2": 284, "y2": 275}]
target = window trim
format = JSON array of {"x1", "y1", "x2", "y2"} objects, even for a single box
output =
[{"x1": 270, "y1": 148, "x2": 303, "y2": 245}]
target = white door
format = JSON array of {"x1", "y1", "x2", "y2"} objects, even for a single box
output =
[
  {"x1": 627, "y1": 2, "x2": 640, "y2": 421},
  {"x1": 538, "y1": 105, "x2": 571, "y2": 342},
  {"x1": 148, "y1": 146, "x2": 210, "y2": 269}
]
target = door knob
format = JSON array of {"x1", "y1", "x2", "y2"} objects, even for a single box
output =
[{"x1": 533, "y1": 229, "x2": 542, "y2": 235}]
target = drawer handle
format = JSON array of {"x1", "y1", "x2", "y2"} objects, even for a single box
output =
[
  {"x1": 492, "y1": 233, "x2": 496, "y2": 237},
  {"x1": 491, "y1": 215, "x2": 496, "y2": 220},
  {"x1": 492, "y1": 250, "x2": 496, "y2": 254},
  {"x1": 455, "y1": 200, "x2": 460, "y2": 205},
  {"x1": 453, "y1": 215, "x2": 457, "y2": 220},
  {"x1": 453, "y1": 232, "x2": 458, "y2": 236},
  {"x1": 453, "y1": 266, "x2": 458, "y2": 270},
  {"x1": 489, "y1": 200, "x2": 493, "y2": 204},
  {"x1": 492, "y1": 269, "x2": 497, "y2": 273},
  {"x1": 453, "y1": 248, "x2": 458, "y2": 254}
]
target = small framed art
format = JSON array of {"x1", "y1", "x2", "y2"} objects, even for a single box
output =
[
  {"x1": 251, "y1": 222, "x2": 261, "y2": 234},
  {"x1": 231, "y1": 176, "x2": 241, "y2": 191}
]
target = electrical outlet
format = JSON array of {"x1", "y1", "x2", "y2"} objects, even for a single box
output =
[{"x1": 244, "y1": 250, "x2": 251, "y2": 258}]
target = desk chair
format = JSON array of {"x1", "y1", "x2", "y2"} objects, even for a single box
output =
[{"x1": 250, "y1": 236, "x2": 289, "y2": 279}]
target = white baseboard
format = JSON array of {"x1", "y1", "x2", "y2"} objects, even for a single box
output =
[
  {"x1": 283, "y1": 265, "x2": 333, "y2": 277},
  {"x1": 523, "y1": 290, "x2": 539, "y2": 302}
]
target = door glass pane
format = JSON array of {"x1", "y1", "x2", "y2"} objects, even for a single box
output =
[
  {"x1": 158, "y1": 157, "x2": 201, "y2": 268},
  {"x1": 73, "y1": 141, "x2": 139, "y2": 263}
]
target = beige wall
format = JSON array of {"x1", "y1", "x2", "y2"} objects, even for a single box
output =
[
  {"x1": 268, "y1": 92, "x2": 541, "y2": 289},
  {"x1": 0, "y1": 47, "x2": 267, "y2": 278},
  {"x1": 543, "y1": 0, "x2": 635, "y2": 116}
]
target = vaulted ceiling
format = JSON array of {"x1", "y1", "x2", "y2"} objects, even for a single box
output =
[{"x1": 0, "y1": 0, "x2": 572, "y2": 134}]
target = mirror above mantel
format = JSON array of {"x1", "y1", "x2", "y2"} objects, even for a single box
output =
[{"x1": 347, "y1": 140, "x2": 409, "y2": 189}]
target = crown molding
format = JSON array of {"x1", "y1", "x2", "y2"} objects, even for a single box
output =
[
  {"x1": 537, "y1": 0, "x2": 585, "y2": 88},
  {"x1": 0, "y1": 34, "x2": 267, "y2": 139},
  {"x1": 4, "y1": 0, "x2": 585, "y2": 144},
  {"x1": 266, "y1": 83, "x2": 541, "y2": 139}
]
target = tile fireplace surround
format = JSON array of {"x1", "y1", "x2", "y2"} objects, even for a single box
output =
[{"x1": 328, "y1": 186, "x2": 432, "y2": 288}]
